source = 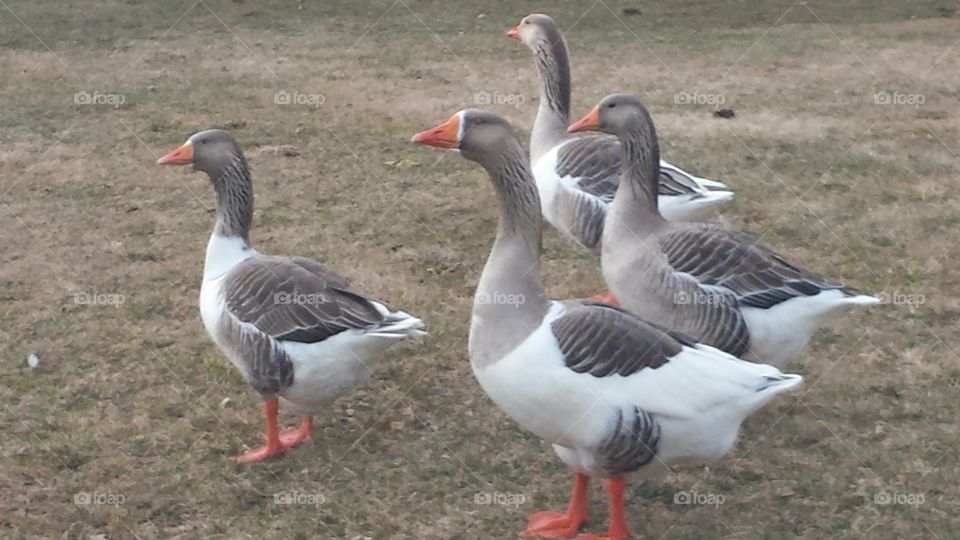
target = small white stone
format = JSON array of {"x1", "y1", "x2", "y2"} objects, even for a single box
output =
[
  {"x1": 219, "y1": 397, "x2": 231, "y2": 408},
  {"x1": 27, "y1": 353, "x2": 40, "y2": 369},
  {"x1": 477, "y1": 13, "x2": 486, "y2": 19}
]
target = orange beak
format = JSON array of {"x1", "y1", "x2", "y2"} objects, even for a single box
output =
[
  {"x1": 411, "y1": 114, "x2": 460, "y2": 149},
  {"x1": 568, "y1": 106, "x2": 602, "y2": 133},
  {"x1": 157, "y1": 141, "x2": 194, "y2": 165},
  {"x1": 507, "y1": 24, "x2": 521, "y2": 40}
]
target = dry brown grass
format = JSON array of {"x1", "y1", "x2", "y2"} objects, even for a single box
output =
[{"x1": 1, "y1": 1, "x2": 958, "y2": 539}]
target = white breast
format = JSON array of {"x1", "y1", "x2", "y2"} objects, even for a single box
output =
[{"x1": 198, "y1": 233, "x2": 258, "y2": 375}]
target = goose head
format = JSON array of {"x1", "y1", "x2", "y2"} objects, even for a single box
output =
[
  {"x1": 507, "y1": 13, "x2": 561, "y2": 50},
  {"x1": 157, "y1": 129, "x2": 244, "y2": 177},
  {"x1": 411, "y1": 109, "x2": 519, "y2": 167},
  {"x1": 568, "y1": 93, "x2": 653, "y2": 138}
]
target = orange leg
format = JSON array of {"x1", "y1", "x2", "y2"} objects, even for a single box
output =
[
  {"x1": 521, "y1": 473, "x2": 589, "y2": 538},
  {"x1": 589, "y1": 293, "x2": 619, "y2": 307},
  {"x1": 232, "y1": 398, "x2": 313, "y2": 463},
  {"x1": 575, "y1": 478, "x2": 630, "y2": 540}
]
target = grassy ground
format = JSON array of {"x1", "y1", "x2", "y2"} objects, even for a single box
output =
[{"x1": 1, "y1": 0, "x2": 958, "y2": 538}]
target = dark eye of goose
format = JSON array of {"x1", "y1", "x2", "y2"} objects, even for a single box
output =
[{"x1": 607, "y1": 103, "x2": 616, "y2": 109}]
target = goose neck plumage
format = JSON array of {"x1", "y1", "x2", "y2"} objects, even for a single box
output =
[
  {"x1": 210, "y1": 152, "x2": 254, "y2": 242},
  {"x1": 611, "y1": 121, "x2": 665, "y2": 227},
  {"x1": 529, "y1": 33, "x2": 573, "y2": 163},
  {"x1": 470, "y1": 141, "x2": 552, "y2": 366}
]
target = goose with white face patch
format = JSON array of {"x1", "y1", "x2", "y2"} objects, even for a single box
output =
[
  {"x1": 157, "y1": 130, "x2": 425, "y2": 463},
  {"x1": 412, "y1": 110, "x2": 800, "y2": 540},
  {"x1": 568, "y1": 94, "x2": 879, "y2": 368},
  {"x1": 508, "y1": 14, "x2": 734, "y2": 254}
]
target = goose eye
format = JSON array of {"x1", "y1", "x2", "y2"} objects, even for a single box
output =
[{"x1": 607, "y1": 103, "x2": 616, "y2": 109}]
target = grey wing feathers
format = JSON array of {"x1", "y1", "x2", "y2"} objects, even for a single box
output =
[
  {"x1": 554, "y1": 187, "x2": 608, "y2": 252},
  {"x1": 556, "y1": 135, "x2": 702, "y2": 200},
  {"x1": 223, "y1": 256, "x2": 386, "y2": 344},
  {"x1": 555, "y1": 136, "x2": 621, "y2": 202},
  {"x1": 658, "y1": 165, "x2": 707, "y2": 197},
  {"x1": 659, "y1": 225, "x2": 849, "y2": 309},
  {"x1": 551, "y1": 302, "x2": 684, "y2": 378},
  {"x1": 287, "y1": 256, "x2": 351, "y2": 288}
]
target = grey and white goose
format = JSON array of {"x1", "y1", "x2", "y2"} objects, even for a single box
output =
[
  {"x1": 508, "y1": 13, "x2": 733, "y2": 253},
  {"x1": 412, "y1": 110, "x2": 800, "y2": 540},
  {"x1": 569, "y1": 94, "x2": 879, "y2": 368},
  {"x1": 157, "y1": 129, "x2": 425, "y2": 462}
]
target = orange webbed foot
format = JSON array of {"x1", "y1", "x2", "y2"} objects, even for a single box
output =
[
  {"x1": 231, "y1": 442, "x2": 287, "y2": 463},
  {"x1": 521, "y1": 474, "x2": 590, "y2": 538},
  {"x1": 231, "y1": 400, "x2": 313, "y2": 463},
  {"x1": 521, "y1": 510, "x2": 587, "y2": 538}
]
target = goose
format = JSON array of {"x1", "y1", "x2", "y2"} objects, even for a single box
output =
[
  {"x1": 411, "y1": 110, "x2": 801, "y2": 540},
  {"x1": 157, "y1": 129, "x2": 425, "y2": 462},
  {"x1": 508, "y1": 13, "x2": 734, "y2": 253},
  {"x1": 568, "y1": 94, "x2": 879, "y2": 368}
]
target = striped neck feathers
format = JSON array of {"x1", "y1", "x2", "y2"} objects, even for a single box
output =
[
  {"x1": 616, "y1": 122, "x2": 662, "y2": 219},
  {"x1": 211, "y1": 153, "x2": 254, "y2": 242},
  {"x1": 530, "y1": 34, "x2": 573, "y2": 161}
]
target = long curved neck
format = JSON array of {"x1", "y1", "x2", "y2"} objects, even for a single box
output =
[
  {"x1": 611, "y1": 122, "x2": 664, "y2": 227},
  {"x1": 529, "y1": 35, "x2": 572, "y2": 162},
  {"x1": 481, "y1": 143, "x2": 547, "y2": 301},
  {"x1": 471, "y1": 141, "x2": 551, "y2": 365},
  {"x1": 211, "y1": 154, "x2": 254, "y2": 243}
]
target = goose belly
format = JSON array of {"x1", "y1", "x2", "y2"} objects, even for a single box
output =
[
  {"x1": 741, "y1": 289, "x2": 851, "y2": 367},
  {"x1": 654, "y1": 412, "x2": 743, "y2": 465},
  {"x1": 278, "y1": 330, "x2": 397, "y2": 414},
  {"x1": 546, "y1": 399, "x2": 751, "y2": 479}
]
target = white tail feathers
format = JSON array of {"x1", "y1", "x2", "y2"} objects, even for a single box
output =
[
  {"x1": 368, "y1": 310, "x2": 427, "y2": 341},
  {"x1": 694, "y1": 191, "x2": 735, "y2": 206},
  {"x1": 696, "y1": 177, "x2": 730, "y2": 190},
  {"x1": 757, "y1": 373, "x2": 803, "y2": 394},
  {"x1": 841, "y1": 294, "x2": 881, "y2": 306}
]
